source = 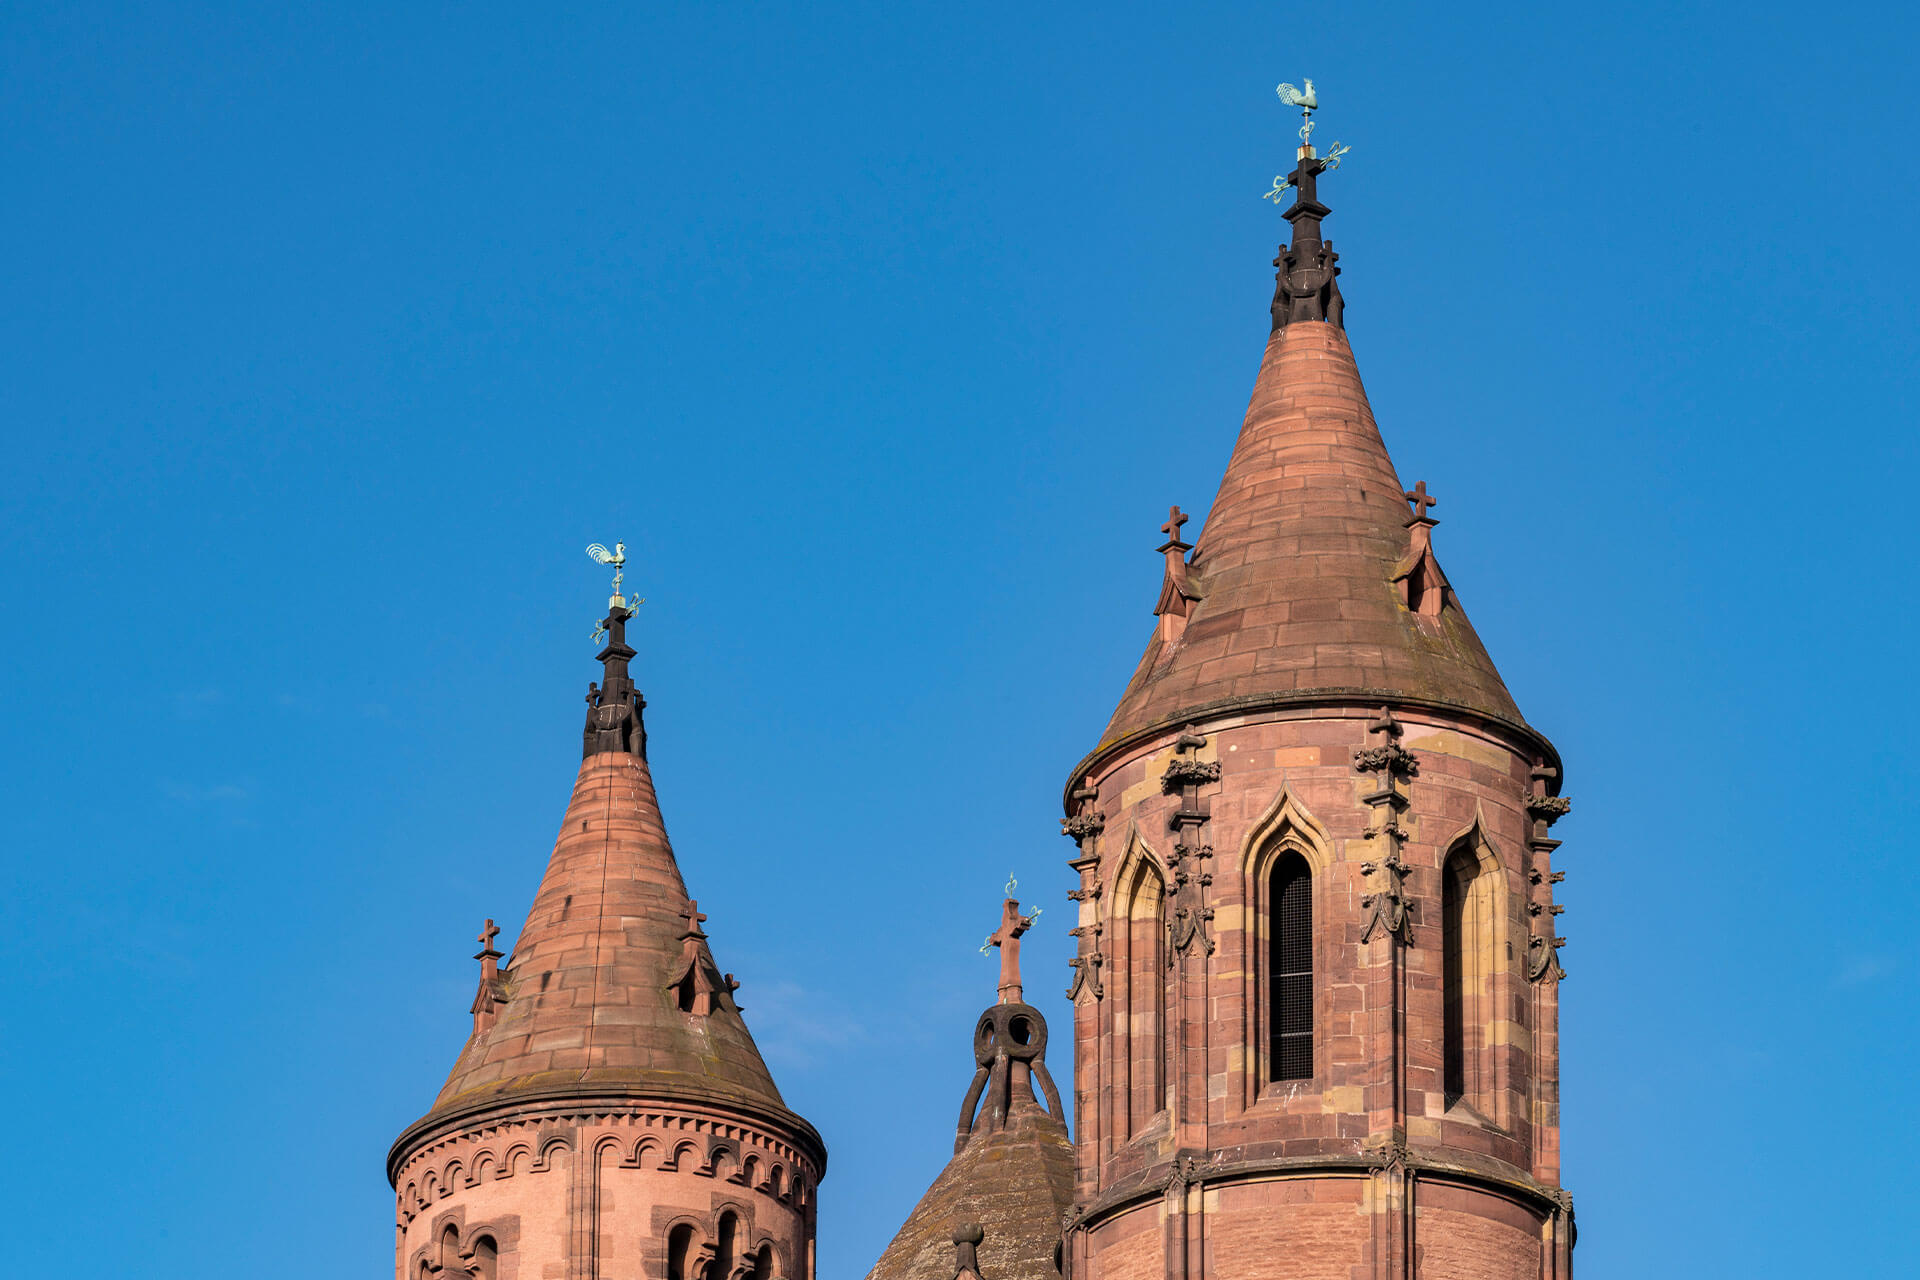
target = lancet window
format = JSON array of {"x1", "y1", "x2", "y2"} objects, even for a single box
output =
[
  {"x1": 1119, "y1": 857, "x2": 1167, "y2": 1137},
  {"x1": 1268, "y1": 852, "x2": 1313, "y2": 1081},
  {"x1": 1442, "y1": 837, "x2": 1504, "y2": 1112}
]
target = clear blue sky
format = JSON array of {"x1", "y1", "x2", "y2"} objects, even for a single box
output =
[{"x1": 3, "y1": 3, "x2": 1914, "y2": 1276}]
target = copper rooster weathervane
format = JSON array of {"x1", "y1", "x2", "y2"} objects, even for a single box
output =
[
  {"x1": 1266, "y1": 78, "x2": 1351, "y2": 204},
  {"x1": 586, "y1": 541, "x2": 644, "y2": 642}
]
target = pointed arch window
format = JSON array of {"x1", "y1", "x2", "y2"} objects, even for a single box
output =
[
  {"x1": 1442, "y1": 839, "x2": 1504, "y2": 1112},
  {"x1": 1269, "y1": 852, "x2": 1313, "y2": 1081},
  {"x1": 1120, "y1": 858, "x2": 1167, "y2": 1137}
]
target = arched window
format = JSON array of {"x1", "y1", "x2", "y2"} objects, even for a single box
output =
[
  {"x1": 748, "y1": 1243, "x2": 774, "y2": 1280},
  {"x1": 1442, "y1": 840, "x2": 1502, "y2": 1110},
  {"x1": 1121, "y1": 858, "x2": 1167, "y2": 1137},
  {"x1": 438, "y1": 1225, "x2": 462, "y2": 1273},
  {"x1": 713, "y1": 1212, "x2": 739, "y2": 1280},
  {"x1": 1269, "y1": 852, "x2": 1312, "y2": 1081},
  {"x1": 667, "y1": 1224, "x2": 698, "y2": 1280},
  {"x1": 469, "y1": 1236, "x2": 498, "y2": 1280}
]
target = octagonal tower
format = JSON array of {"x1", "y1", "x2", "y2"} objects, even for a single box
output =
[{"x1": 1058, "y1": 135, "x2": 1574, "y2": 1280}]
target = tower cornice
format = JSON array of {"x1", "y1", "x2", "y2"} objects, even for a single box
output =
[
  {"x1": 388, "y1": 1081, "x2": 828, "y2": 1187},
  {"x1": 1061, "y1": 688, "x2": 1561, "y2": 814}
]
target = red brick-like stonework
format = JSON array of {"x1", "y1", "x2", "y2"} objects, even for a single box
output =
[
  {"x1": 1060, "y1": 321, "x2": 1573, "y2": 1280},
  {"x1": 390, "y1": 750, "x2": 825, "y2": 1280}
]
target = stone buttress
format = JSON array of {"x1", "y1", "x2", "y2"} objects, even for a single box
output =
[{"x1": 388, "y1": 603, "x2": 826, "y2": 1280}]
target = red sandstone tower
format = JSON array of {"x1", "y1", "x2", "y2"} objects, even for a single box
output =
[
  {"x1": 1057, "y1": 120, "x2": 1575, "y2": 1277},
  {"x1": 388, "y1": 593, "x2": 825, "y2": 1279}
]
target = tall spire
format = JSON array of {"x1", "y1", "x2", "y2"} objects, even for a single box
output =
[
  {"x1": 391, "y1": 549, "x2": 817, "y2": 1168},
  {"x1": 1090, "y1": 91, "x2": 1524, "y2": 760}
]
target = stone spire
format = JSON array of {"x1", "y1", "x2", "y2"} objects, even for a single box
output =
[
  {"x1": 865, "y1": 894, "x2": 1073, "y2": 1280},
  {"x1": 389, "y1": 577, "x2": 824, "y2": 1280},
  {"x1": 1093, "y1": 153, "x2": 1525, "y2": 757}
]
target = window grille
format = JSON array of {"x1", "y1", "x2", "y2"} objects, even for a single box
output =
[{"x1": 1271, "y1": 854, "x2": 1313, "y2": 1080}]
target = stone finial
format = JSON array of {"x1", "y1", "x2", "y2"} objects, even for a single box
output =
[
  {"x1": 470, "y1": 917, "x2": 508, "y2": 1036},
  {"x1": 475, "y1": 917, "x2": 502, "y2": 982},
  {"x1": 983, "y1": 895, "x2": 1038, "y2": 1005},
  {"x1": 1402, "y1": 480, "x2": 1438, "y2": 522},
  {"x1": 1154, "y1": 505, "x2": 1202, "y2": 642},
  {"x1": 952, "y1": 1224, "x2": 986, "y2": 1280},
  {"x1": 1391, "y1": 486, "x2": 1449, "y2": 616}
]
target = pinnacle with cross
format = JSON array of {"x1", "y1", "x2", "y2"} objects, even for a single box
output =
[
  {"x1": 476, "y1": 918, "x2": 501, "y2": 953},
  {"x1": 1403, "y1": 481, "x2": 1438, "y2": 521},
  {"x1": 984, "y1": 897, "x2": 1035, "y2": 1005},
  {"x1": 1160, "y1": 505, "x2": 1191, "y2": 548},
  {"x1": 679, "y1": 900, "x2": 708, "y2": 938}
]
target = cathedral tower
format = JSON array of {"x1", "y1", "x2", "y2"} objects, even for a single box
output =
[
  {"x1": 389, "y1": 594, "x2": 826, "y2": 1280},
  {"x1": 1058, "y1": 117, "x2": 1574, "y2": 1278}
]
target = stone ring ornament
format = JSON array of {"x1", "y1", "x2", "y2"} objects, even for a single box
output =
[{"x1": 974, "y1": 1001, "x2": 1048, "y2": 1067}]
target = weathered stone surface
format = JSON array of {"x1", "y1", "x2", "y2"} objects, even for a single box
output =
[
  {"x1": 866, "y1": 1082, "x2": 1073, "y2": 1280},
  {"x1": 1099, "y1": 322, "x2": 1525, "y2": 753}
]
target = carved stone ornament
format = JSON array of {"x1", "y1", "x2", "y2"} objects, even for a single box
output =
[
  {"x1": 1168, "y1": 902, "x2": 1217, "y2": 959},
  {"x1": 1359, "y1": 852, "x2": 1413, "y2": 944},
  {"x1": 1526, "y1": 932, "x2": 1567, "y2": 983},
  {"x1": 1065, "y1": 951, "x2": 1105, "y2": 1002},
  {"x1": 1352, "y1": 743, "x2": 1419, "y2": 777},
  {"x1": 1526, "y1": 793, "x2": 1573, "y2": 822},
  {"x1": 1162, "y1": 757, "x2": 1223, "y2": 789},
  {"x1": 1062, "y1": 811, "x2": 1106, "y2": 841}
]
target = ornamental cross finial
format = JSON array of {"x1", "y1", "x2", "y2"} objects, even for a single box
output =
[
  {"x1": 587, "y1": 540, "x2": 647, "y2": 642},
  {"x1": 1161, "y1": 505, "x2": 1190, "y2": 545},
  {"x1": 1265, "y1": 78, "x2": 1351, "y2": 203},
  {"x1": 477, "y1": 918, "x2": 501, "y2": 953},
  {"x1": 679, "y1": 899, "x2": 708, "y2": 937},
  {"x1": 1404, "y1": 481, "x2": 1438, "y2": 520},
  {"x1": 981, "y1": 877, "x2": 1041, "y2": 1004}
]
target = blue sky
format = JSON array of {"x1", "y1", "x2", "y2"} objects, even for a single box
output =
[{"x1": 3, "y1": 3, "x2": 1915, "y2": 1276}]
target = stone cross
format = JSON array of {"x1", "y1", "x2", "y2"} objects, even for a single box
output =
[
  {"x1": 680, "y1": 900, "x2": 708, "y2": 937},
  {"x1": 984, "y1": 898, "x2": 1035, "y2": 1005},
  {"x1": 475, "y1": 917, "x2": 502, "y2": 983},
  {"x1": 1161, "y1": 505, "x2": 1190, "y2": 546},
  {"x1": 1403, "y1": 480, "x2": 1438, "y2": 520}
]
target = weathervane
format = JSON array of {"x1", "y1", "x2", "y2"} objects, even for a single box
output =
[
  {"x1": 586, "y1": 541, "x2": 645, "y2": 642},
  {"x1": 1264, "y1": 79, "x2": 1351, "y2": 205}
]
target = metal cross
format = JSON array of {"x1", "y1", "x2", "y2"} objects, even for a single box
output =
[{"x1": 1403, "y1": 481, "x2": 1438, "y2": 520}]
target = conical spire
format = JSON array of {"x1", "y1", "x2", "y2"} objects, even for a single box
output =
[
  {"x1": 404, "y1": 597, "x2": 806, "y2": 1141},
  {"x1": 1097, "y1": 161, "x2": 1524, "y2": 754}
]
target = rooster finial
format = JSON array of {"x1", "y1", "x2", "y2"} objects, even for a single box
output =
[{"x1": 586, "y1": 540, "x2": 644, "y2": 641}]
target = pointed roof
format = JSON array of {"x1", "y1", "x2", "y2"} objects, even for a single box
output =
[
  {"x1": 390, "y1": 604, "x2": 821, "y2": 1175},
  {"x1": 867, "y1": 902, "x2": 1074, "y2": 1280},
  {"x1": 1093, "y1": 154, "x2": 1530, "y2": 758}
]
